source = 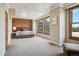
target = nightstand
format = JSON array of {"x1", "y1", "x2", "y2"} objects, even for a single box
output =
[{"x1": 11, "y1": 32, "x2": 16, "y2": 38}]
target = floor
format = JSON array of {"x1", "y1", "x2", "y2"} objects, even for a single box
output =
[{"x1": 5, "y1": 36, "x2": 64, "y2": 56}]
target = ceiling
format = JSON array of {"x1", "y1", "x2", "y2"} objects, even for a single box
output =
[{"x1": 7, "y1": 3, "x2": 70, "y2": 19}]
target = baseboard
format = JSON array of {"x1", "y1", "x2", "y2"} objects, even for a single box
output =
[
  {"x1": 36, "y1": 34, "x2": 49, "y2": 39},
  {"x1": 49, "y1": 41, "x2": 61, "y2": 46}
]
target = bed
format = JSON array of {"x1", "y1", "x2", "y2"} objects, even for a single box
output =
[{"x1": 12, "y1": 27, "x2": 34, "y2": 38}]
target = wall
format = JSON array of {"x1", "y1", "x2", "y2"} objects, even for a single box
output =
[
  {"x1": 50, "y1": 7, "x2": 65, "y2": 46},
  {"x1": 49, "y1": 7, "x2": 60, "y2": 45},
  {"x1": 59, "y1": 7, "x2": 65, "y2": 45},
  {"x1": 36, "y1": 7, "x2": 65, "y2": 46},
  {"x1": 0, "y1": 4, "x2": 5, "y2": 56},
  {"x1": 8, "y1": 8, "x2": 15, "y2": 16},
  {"x1": 0, "y1": 4, "x2": 13, "y2": 56},
  {"x1": 12, "y1": 18, "x2": 32, "y2": 30},
  {"x1": 33, "y1": 20, "x2": 37, "y2": 35},
  {"x1": 8, "y1": 16, "x2": 12, "y2": 45}
]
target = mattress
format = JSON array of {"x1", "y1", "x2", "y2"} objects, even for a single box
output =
[{"x1": 16, "y1": 31, "x2": 34, "y2": 36}]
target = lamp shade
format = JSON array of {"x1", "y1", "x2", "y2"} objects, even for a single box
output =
[{"x1": 13, "y1": 27, "x2": 16, "y2": 30}]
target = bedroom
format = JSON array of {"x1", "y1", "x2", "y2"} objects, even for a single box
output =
[
  {"x1": 0, "y1": 3, "x2": 79, "y2": 56},
  {"x1": 4, "y1": 3, "x2": 65, "y2": 56}
]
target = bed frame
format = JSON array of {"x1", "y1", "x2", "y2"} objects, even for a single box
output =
[{"x1": 12, "y1": 27, "x2": 34, "y2": 38}]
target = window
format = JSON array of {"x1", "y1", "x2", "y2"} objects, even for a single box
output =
[
  {"x1": 44, "y1": 17, "x2": 50, "y2": 34},
  {"x1": 38, "y1": 16, "x2": 50, "y2": 35},
  {"x1": 69, "y1": 6, "x2": 79, "y2": 40},
  {"x1": 38, "y1": 19, "x2": 44, "y2": 33}
]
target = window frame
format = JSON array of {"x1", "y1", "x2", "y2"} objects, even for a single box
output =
[
  {"x1": 37, "y1": 16, "x2": 50, "y2": 35},
  {"x1": 69, "y1": 5, "x2": 79, "y2": 41},
  {"x1": 37, "y1": 19, "x2": 44, "y2": 34},
  {"x1": 44, "y1": 16, "x2": 50, "y2": 35}
]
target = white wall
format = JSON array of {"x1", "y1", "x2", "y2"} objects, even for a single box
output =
[
  {"x1": 50, "y1": 7, "x2": 65, "y2": 46},
  {"x1": 50, "y1": 7, "x2": 60, "y2": 46},
  {"x1": 0, "y1": 4, "x2": 5, "y2": 56},
  {"x1": 33, "y1": 20, "x2": 37, "y2": 35},
  {"x1": 0, "y1": 4, "x2": 11, "y2": 56},
  {"x1": 59, "y1": 7, "x2": 65, "y2": 46},
  {"x1": 8, "y1": 16, "x2": 12, "y2": 45}
]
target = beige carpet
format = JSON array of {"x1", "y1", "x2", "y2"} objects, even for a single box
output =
[{"x1": 5, "y1": 36, "x2": 64, "y2": 56}]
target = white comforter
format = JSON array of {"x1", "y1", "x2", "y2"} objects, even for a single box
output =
[{"x1": 16, "y1": 31, "x2": 34, "y2": 36}]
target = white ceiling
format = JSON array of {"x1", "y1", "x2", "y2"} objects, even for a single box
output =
[{"x1": 7, "y1": 3, "x2": 69, "y2": 19}]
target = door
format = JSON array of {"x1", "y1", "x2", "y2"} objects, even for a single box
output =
[{"x1": 5, "y1": 10, "x2": 8, "y2": 49}]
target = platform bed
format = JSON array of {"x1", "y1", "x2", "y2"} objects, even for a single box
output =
[
  {"x1": 12, "y1": 27, "x2": 35, "y2": 39},
  {"x1": 12, "y1": 34, "x2": 35, "y2": 39}
]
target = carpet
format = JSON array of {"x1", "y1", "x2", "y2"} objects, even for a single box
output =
[{"x1": 5, "y1": 36, "x2": 64, "y2": 56}]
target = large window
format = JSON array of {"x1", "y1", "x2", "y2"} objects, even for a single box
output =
[
  {"x1": 69, "y1": 6, "x2": 79, "y2": 40},
  {"x1": 44, "y1": 17, "x2": 50, "y2": 34},
  {"x1": 38, "y1": 16, "x2": 50, "y2": 35},
  {"x1": 38, "y1": 19, "x2": 44, "y2": 33}
]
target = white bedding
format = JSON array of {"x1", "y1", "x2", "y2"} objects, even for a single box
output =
[{"x1": 16, "y1": 31, "x2": 34, "y2": 36}]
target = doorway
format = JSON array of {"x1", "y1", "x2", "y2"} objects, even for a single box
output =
[{"x1": 5, "y1": 10, "x2": 8, "y2": 49}]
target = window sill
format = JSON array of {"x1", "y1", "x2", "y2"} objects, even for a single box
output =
[{"x1": 70, "y1": 37, "x2": 79, "y2": 41}]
